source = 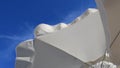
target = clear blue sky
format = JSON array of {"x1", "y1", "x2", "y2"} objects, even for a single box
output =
[{"x1": 0, "y1": 0, "x2": 96, "y2": 68}]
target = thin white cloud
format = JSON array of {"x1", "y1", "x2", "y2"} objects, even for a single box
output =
[
  {"x1": 0, "y1": 22, "x2": 34, "y2": 42},
  {"x1": 0, "y1": 35, "x2": 21, "y2": 40}
]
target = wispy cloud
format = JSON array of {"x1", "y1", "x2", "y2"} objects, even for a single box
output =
[
  {"x1": 0, "y1": 22, "x2": 34, "y2": 41},
  {"x1": 0, "y1": 35, "x2": 21, "y2": 40}
]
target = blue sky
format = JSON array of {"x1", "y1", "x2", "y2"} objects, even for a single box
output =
[{"x1": 0, "y1": 0, "x2": 96, "y2": 68}]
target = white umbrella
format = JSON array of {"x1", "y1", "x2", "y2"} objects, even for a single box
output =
[{"x1": 16, "y1": 0, "x2": 120, "y2": 68}]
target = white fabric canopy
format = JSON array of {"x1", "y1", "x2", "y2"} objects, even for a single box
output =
[{"x1": 38, "y1": 9, "x2": 106, "y2": 62}]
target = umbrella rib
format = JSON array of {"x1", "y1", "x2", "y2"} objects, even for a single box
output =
[{"x1": 110, "y1": 30, "x2": 120, "y2": 48}]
